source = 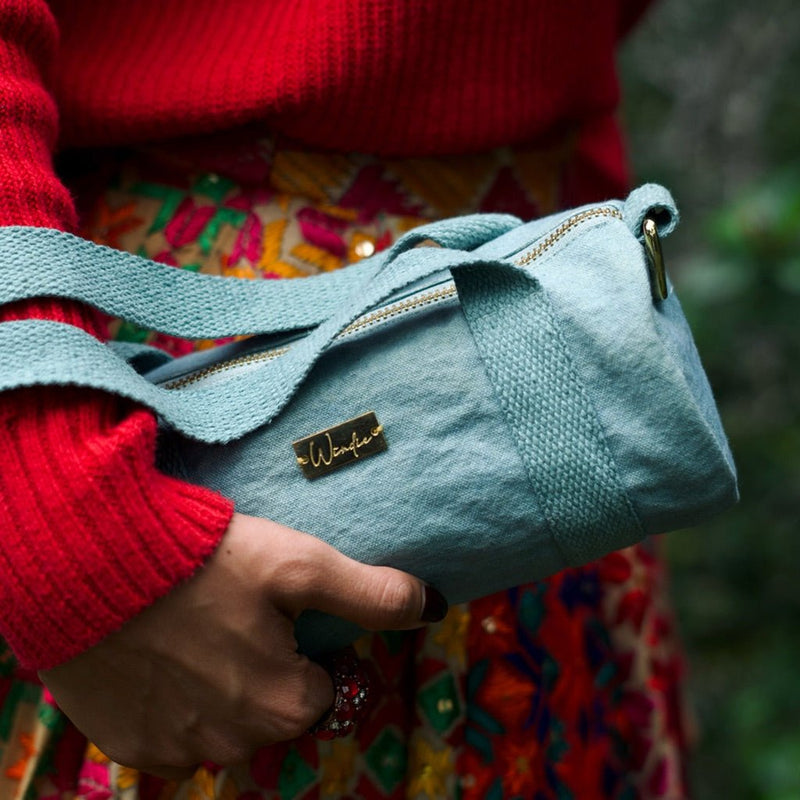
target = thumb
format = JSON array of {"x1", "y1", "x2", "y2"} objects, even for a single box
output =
[{"x1": 290, "y1": 542, "x2": 449, "y2": 631}]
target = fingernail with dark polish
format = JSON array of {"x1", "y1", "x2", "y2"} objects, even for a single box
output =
[{"x1": 421, "y1": 584, "x2": 448, "y2": 623}]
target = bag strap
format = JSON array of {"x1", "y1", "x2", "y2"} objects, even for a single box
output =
[
  {"x1": 0, "y1": 214, "x2": 521, "y2": 339},
  {"x1": 0, "y1": 181, "x2": 678, "y2": 339},
  {"x1": 0, "y1": 239, "x2": 648, "y2": 565},
  {"x1": 0, "y1": 244, "x2": 541, "y2": 442},
  {"x1": 0, "y1": 188, "x2": 681, "y2": 562},
  {"x1": 0, "y1": 188, "x2": 679, "y2": 445}
]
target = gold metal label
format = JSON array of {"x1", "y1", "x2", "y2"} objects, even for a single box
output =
[{"x1": 293, "y1": 412, "x2": 387, "y2": 480}]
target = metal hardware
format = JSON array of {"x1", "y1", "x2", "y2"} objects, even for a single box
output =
[
  {"x1": 163, "y1": 346, "x2": 290, "y2": 390},
  {"x1": 293, "y1": 411, "x2": 387, "y2": 479},
  {"x1": 642, "y1": 217, "x2": 668, "y2": 301},
  {"x1": 162, "y1": 284, "x2": 458, "y2": 390},
  {"x1": 514, "y1": 206, "x2": 622, "y2": 267},
  {"x1": 163, "y1": 207, "x2": 625, "y2": 390}
]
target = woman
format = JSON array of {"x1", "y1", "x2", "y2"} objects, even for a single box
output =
[{"x1": 0, "y1": 1, "x2": 689, "y2": 797}]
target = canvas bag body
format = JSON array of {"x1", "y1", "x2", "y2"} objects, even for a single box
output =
[
  {"x1": 144, "y1": 187, "x2": 738, "y2": 653},
  {"x1": 0, "y1": 185, "x2": 738, "y2": 653}
]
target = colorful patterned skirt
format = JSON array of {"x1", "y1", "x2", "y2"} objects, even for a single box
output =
[{"x1": 0, "y1": 131, "x2": 691, "y2": 800}]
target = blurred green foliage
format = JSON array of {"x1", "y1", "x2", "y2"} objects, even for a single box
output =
[
  {"x1": 619, "y1": 2, "x2": 800, "y2": 796},
  {"x1": 669, "y1": 170, "x2": 800, "y2": 799}
]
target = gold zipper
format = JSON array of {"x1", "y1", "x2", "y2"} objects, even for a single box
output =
[
  {"x1": 513, "y1": 206, "x2": 622, "y2": 267},
  {"x1": 338, "y1": 283, "x2": 457, "y2": 338},
  {"x1": 163, "y1": 206, "x2": 621, "y2": 390},
  {"x1": 161, "y1": 287, "x2": 455, "y2": 390},
  {"x1": 163, "y1": 346, "x2": 290, "y2": 390}
]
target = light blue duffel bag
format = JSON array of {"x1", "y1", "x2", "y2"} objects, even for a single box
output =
[{"x1": 0, "y1": 184, "x2": 737, "y2": 654}]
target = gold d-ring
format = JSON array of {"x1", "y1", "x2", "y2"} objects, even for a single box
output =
[{"x1": 642, "y1": 217, "x2": 668, "y2": 301}]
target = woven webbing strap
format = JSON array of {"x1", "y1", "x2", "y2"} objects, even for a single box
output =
[
  {"x1": 455, "y1": 264, "x2": 641, "y2": 565},
  {"x1": 0, "y1": 190, "x2": 680, "y2": 562},
  {"x1": 0, "y1": 215, "x2": 521, "y2": 338}
]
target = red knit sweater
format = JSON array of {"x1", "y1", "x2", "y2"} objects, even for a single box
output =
[{"x1": 0, "y1": 0, "x2": 649, "y2": 669}]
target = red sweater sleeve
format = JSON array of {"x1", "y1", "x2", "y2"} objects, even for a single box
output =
[{"x1": 0, "y1": 0, "x2": 234, "y2": 671}]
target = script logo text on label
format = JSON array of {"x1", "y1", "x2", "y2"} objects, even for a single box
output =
[{"x1": 293, "y1": 412, "x2": 387, "y2": 479}]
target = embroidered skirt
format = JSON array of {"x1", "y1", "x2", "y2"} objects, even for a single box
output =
[{"x1": 0, "y1": 131, "x2": 691, "y2": 800}]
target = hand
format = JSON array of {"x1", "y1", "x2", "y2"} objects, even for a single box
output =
[{"x1": 38, "y1": 512, "x2": 447, "y2": 779}]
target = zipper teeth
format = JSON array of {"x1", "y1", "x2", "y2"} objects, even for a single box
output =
[
  {"x1": 164, "y1": 346, "x2": 290, "y2": 390},
  {"x1": 513, "y1": 206, "x2": 622, "y2": 267},
  {"x1": 339, "y1": 283, "x2": 457, "y2": 337},
  {"x1": 161, "y1": 287, "x2": 455, "y2": 390},
  {"x1": 163, "y1": 206, "x2": 620, "y2": 390}
]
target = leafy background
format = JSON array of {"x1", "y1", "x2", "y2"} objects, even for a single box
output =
[{"x1": 619, "y1": 1, "x2": 800, "y2": 796}]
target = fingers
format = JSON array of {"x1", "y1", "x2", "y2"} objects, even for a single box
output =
[
  {"x1": 275, "y1": 534, "x2": 449, "y2": 631},
  {"x1": 263, "y1": 654, "x2": 336, "y2": 742},
  {"x1": 110, "y1": 656, "x2": 334, "y2": 773},
  {"x1": 226, "y1": 515, "x2": 449, "y2": 632},
  {"x1": 308, "y1": 646, "x2": 371, "y2": 741}
]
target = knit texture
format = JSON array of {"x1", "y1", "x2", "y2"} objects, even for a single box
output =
[
  {"x1": 48, "y1": 0, "x2": 638, "y2": 156},
  {"x1": 0, "y1": 0, "x2": 233, "y2": 670},
  {"x1": 0, "y1": 0, "x2": 74, "y2": 230}
]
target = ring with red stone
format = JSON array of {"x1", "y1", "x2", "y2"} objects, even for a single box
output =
[{"x1": 308, "y1": 647, "x2": 371, "y2": 740}]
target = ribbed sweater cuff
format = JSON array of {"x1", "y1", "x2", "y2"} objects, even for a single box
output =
[
  {"x1": 0, "y1": 389, "x2": 234, "y2": 670},
  {"x1": 0, "y1": 298, "x2": 235, "y2": 670}
]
